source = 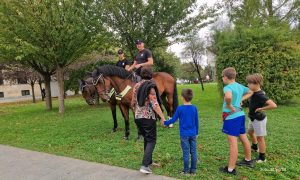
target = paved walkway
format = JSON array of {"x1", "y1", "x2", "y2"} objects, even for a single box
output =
[{"x1": 0, "y1": 145, "x2": 177, "y2": 180}]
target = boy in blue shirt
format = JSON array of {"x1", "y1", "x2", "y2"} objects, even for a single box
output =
[
  {"x1": 219, "y1": 67, "x2": 254, "y2": 175},
  {"x1": 163, "y1": 89, "x2": 199, "y2": 175}
]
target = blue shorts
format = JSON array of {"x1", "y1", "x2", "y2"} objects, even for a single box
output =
[{"x1": 222, "y1": 115, "x2": 246, "y2": 137}]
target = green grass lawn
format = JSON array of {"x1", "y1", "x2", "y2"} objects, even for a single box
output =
[{"x1": 0, "y1": 84, "x2": 299, "y2": 179}]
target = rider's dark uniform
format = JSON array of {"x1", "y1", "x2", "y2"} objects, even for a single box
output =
[
  {"x1": 116, "y1": 58, "x2": 131, "y2": 69},
  {"x1": 134, "y1": 48, "x2": 152, "y2": 76}
]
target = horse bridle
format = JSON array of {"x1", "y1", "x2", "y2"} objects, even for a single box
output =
[
  {"x1": 93, "y1": 74, "x2": 111, "y2": 96},
  {"x1": 80, "y1": 84, "x2": 87, "y2": 92},
  {"x1": 93, "y1": 72, "x2": 134, "y2": 97}
]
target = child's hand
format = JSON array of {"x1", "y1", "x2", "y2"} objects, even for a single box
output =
[
  {"x1": 160, "y1": 120, "x2": 165, "y2": 126},
  {"x1": 227, "y1": 104, "x2": 236, "y2": 113},
  {"x1": 255, "y1": 108, "x2": 263, "y2": 112}
]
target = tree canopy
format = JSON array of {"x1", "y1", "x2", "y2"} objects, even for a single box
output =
[{"x1": 98, "y1": 0, "x2": 220, "y2": 58}]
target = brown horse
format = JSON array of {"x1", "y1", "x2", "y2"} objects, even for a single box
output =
[
  {"x1": 79, "y1": 77, "x2": 124, "y2": 132},
  {"x1": 91, "y1": 65, "x2": 178, "y2": 139},
  {"x1": 79, "y1": 78, "x2": 99, "y2": 105}
]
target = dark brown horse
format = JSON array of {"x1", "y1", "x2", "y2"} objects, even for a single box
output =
[
  {"x1": 91, "y1": 65, "x2": 178, "y2": 139},
  {"x1": 79, "y1": 78, "x2": 99, "y2": 105},
  {"x1": 80, "y1": 77, "x2": 124, "y2": 132}
]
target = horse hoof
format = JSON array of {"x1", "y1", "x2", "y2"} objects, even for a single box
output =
[{"x1": 112, "y1": 128, "x2": 117, "y2": 133}]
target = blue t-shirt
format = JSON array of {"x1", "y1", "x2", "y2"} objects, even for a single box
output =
[
  {"x1": 164, "y1": 105, "x2": 199, "y2": 137},
  {"x1": 223, "y1": 82, "x2": 249, "y2": 120}
]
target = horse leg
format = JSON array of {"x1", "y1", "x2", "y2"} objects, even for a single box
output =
[
  {"x1": 161, "y1": 93, "x2": 170, "y2": 116},
  {"x1": 110, "y1": 103, "x2": 118, "y2": 132},
  {"x1": 120, "y1": 104, "x2": 130, "y2": 140},
  {"x1": 131, "y1": 109, "x2": 143, "y2": 142},
  {"x1": 166, "y1": 92, "x2": 174, "y2": 128}
]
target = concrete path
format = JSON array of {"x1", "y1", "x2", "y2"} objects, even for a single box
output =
[{"x1": 0, "y1": 145, "x2": 177, "y2": 180}]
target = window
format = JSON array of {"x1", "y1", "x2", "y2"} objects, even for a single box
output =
[
  {"x1": 21, "y1": 90, "x2": 30, "y2": 96},
  {"x1": 0, "y1": 92, "x2": 3, "y2": 98}
]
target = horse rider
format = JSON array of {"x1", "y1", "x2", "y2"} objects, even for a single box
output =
[
  {"x1": 128, "y1": 40, "x2": 154, "y2": 81},
  {"x1": 116, "y1": 49, "x2": 131, "y2": 70}
]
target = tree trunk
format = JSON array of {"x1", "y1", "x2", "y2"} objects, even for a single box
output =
[
  {"x1": 57, "y1": 66, "x2": 65, "y2": 114},
  {"x1": 194, "y1": 62, "x2": 204, "y2": 91},
  {"x1": 38, "y1": 80, "x2": 44, "y2": 101},
  {"x1": 44, "y1": 74, "x2": 52, "y2": 110},
  {"x1": 266, "y1": 0, "x2": 273, "y2": 17},
  {"x1": 31, "y1": 82, "x2": 36, "y2": 103}
]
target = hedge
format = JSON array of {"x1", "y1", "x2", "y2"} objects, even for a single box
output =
[{"x1": 215, "y1": 27, "x2": 300, "y2": 104}]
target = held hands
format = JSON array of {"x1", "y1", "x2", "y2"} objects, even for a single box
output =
[{"x1": 160, "y1": 119, "x2": 166, "y2": 127}]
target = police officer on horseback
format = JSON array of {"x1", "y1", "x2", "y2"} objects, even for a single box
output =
[
  {"x1": 128, "y1": 40, "x2": 154, "y2": 79},
  {"x1": 116, "y1": 49, "x2": 131, "y2": 70}
]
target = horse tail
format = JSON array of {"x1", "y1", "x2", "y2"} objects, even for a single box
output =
[{"x1": 173, "y1": 80, "x2": 178, "y2": 112}]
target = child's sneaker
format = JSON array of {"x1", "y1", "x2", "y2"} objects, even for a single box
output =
[
  {"x1": 236, "y1": 159, "x2": 255, "y2": 168},
  {"x1": 219, "y1": 166, "x2": 237, "y2": 175},
  {"x1": 190, "y1": 172, "x2": 196, "y2": 176},
  {"x1": 180, "y1": 170, "x2": 190, "y2": 176},
  {"x1": 251, "y1": 143, "x2": 258, "y2": 152},
  {"x1": 168, "y1": 124, "x2": 174, "y2": 128},
  {"x1": 256, "y1": 157, "x2": 267, "y2": 163},
  {"x1": 140, "y1": 166, "x2": 152, "y2": 174}
]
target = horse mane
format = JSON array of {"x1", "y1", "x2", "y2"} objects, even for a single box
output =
[{"x1": 93, "y1": 65, "x2": 133, "y2": 79}]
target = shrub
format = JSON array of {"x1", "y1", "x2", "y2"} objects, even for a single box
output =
[{"x1": 214, "y1": 27, "x2": 300, "y2": 104}]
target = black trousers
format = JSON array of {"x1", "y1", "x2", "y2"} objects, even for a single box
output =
[{"x1": 135, "y1": 118, "x2": 157, "y2": 167}]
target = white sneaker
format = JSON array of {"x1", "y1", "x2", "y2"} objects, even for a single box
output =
[
  {"x1": 140, "y1": 166, "x2": 152, "y2": 174},
  {"x1": 256, "y1": 158, "x2": 267, "y2": 163},
  {"x1": 168, "y1": 124, "x2": 174, "y2": 128}
]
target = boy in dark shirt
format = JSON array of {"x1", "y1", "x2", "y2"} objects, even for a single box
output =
[
  {"x1": 163, "y1": 89, "x2": 199, "y2": 175},
  {"x1": 246, "y1": 73, "x2": 277, "y2": 163}
]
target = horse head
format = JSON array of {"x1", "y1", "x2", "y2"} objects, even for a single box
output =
[
  {"x1": 79, "y1": 78, "x2": 97, "y2": 105},
  {"x1": 91, "y1": 69, "x2": 113, "y2": 102}
]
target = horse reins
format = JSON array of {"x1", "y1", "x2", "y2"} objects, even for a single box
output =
[{"x1": 94, "y1": 71, "x2": 135, "y2": 96}]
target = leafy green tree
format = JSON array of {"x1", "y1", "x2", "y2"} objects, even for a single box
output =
[
  {"x1": 0, "y1": 0, "x2": 110, "y2": 113},
  {"x1": 224, "y1": 0, "x2": 300, "y2": 27},
  {"x1": 98, "y1": 0, "x2": 220, "y2": 58},
  {"x1": 152, "y1": 49, "x2": 180, "y2": 77},
  {"x1": 178, "y1": 62, "x2": 197, "y2": 83}
]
